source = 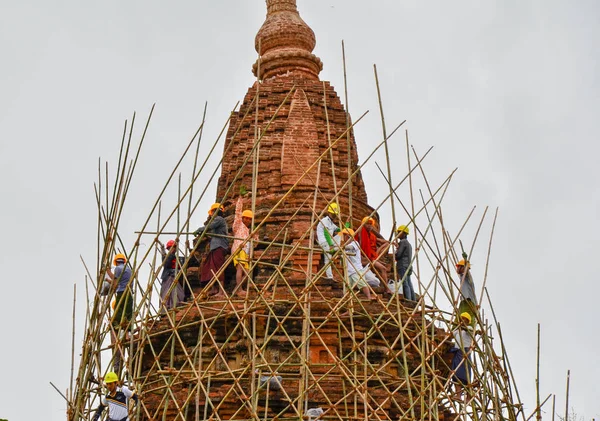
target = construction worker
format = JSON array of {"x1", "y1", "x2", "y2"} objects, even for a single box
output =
[
  {"x1": 456, "y1": 260, "x2": 477, "y2": 325},
  {"x1": 338, "y1": 228, "x2": 376, "y2": 301},
  {"x1": 231, "y1": 195, "x2": 255, "y2": 297},
  {"x1": 92, "y1": 371, "x2": 138, "y2": 421},
  {"x1": 355, "y1": 216, "x2": 393, "y2": 294},
  {"x1": 106, "y1": 254, "x2": 133, "y2": 329},
  {"x1": 194, "y1": 203, "x2": 229, "y2": 299},
  {"x1": 316, "y1": 202, "x2": 341, "y2": 278},
  {"x1": 157, "y1": 239, "x2": 184, "y2": 310},
  {"x1": 394, "y1": 225, "x2": 415, "y2": 301},
  {"x1": 450, "y1": 312, "x2": 475, "y2": 400},
  {"x1": 106, "y1": 253, "x2": 133, "y2": 373}
]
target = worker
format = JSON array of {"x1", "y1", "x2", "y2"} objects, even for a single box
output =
[
  {"x1": 106, "y1": 254, "x2": 133, "y2": 329},
  {"x1": 355, "y1": 216, "x2": 393, "y2": 294},
  {"x1": 316, "y1": 202, "x2": 341, "y2": 278},
  {"x1": 456, "y1": 260, "x2": 477, "y2": 325},
  {"x1": 394, "y1": 225, "x2": 415, "y2": 301},
  {"x1": 105, "y1": 253, "x2": 133, "y2": 373},
  {"x1": 157, "y1": 239, "x2": 184, "y2": 310},
  {"x1": 231, "y1": 195, "x2": 255, "y2": 297},
  {"x1": 450, "y1": 312, "x2": 475, "y2": 400},
  {"x1": 194, "y1": 203, "x2": 229, "y2": 299},
  {"x1": 338, "y1": 228, "x2": 377, "y2": 301},
  {"x1": 92, "y1": 371, "x2": 138, "y2": 421}
]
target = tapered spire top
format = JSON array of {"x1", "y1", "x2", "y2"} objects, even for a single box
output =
[{"x1": 253, "y1": 0, "x2": 323, "y2": 81}]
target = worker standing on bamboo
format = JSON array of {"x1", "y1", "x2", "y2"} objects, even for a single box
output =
[
  {"x1": 316, "y1": 202, "x2": 341, "y2": 279},
  {"x1": 106, "y1": 253, "x2": 133, "y2": 373},
  {"x1": 92, "y1": 371, "x2": 139, "y2": 421},
  {"x1": 194, "y1": 203, "x2": 229, "y2": 299},
  {"x1": 456, "y1": 259, "x2": 477, "y2": 325},
  {"x1": 450, "y1": 312, "x2": 475, "y2": 400},
  {"x1": 355, "y1": 216, "x2": 393, "y2": 294},
  {"x1": 394, "y1": 225, "x2": 415, "y2": 301},
  {"x1": 231, "y1": 193, "x2": 254, "y2": 297},
  {"x1": 107, "y1": 253, "x2": 133, "y2": 328},
  {"x1": 157, "y1": 239, "x2": 184, "y2": 310},
  {"x1": 338, "y1": 228, "x2": 377, "y2": 301}
]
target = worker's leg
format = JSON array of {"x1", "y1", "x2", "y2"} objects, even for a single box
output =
[
  {"x1": 402, "y1": 275, "x2": 416, "y2": 301},
  {"x1": 322, "y1": 248, "x2": 333, "y2": 278},
  {"x1": 373, "y1": 260, "x2": 388, "y2": 283}
]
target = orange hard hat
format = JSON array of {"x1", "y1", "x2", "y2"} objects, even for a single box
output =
[
  {"x1": 208, "y1": 203, "x2": 224, "y2": 215},
  {"x1": 113, "y1": 253, "x2": 127, "y2": 266},
  {"x1": 242, "y1": 210, "x2": 253, "y2": 218},
  {"x1": 456, "y1": 259, "x2": 471, "y2": 269}
]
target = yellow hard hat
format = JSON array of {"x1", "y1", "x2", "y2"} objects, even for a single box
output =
[
  {"x1": 113, "y1": 253, "x2": 127, "y2": 266},
  {"x1": 456, "y1": 259, "x2": 471, "y2": 269},
  {"x1": 396, "y1": 225, "x2": 409, "y2": 235},
  {"x1": 104, "y1": 372, "x2": 119, "y2": 384},
  {"x1": 338, "y1": 228, "x2": 355, "y2": 237},
  {"x1": 111, "y1": 299, "x2": 116, "y2": 310},
  {"x1": 327, "y1": 202, "x2": 340, "y2": 215},
  {"x1": 460, "y1": 312, "x2": 472, "y2": 324},
  {"x1": 361, "y1": 216, "x2": 375, "y2": 226},
  {"x1": 209, "y1": 203, "x2": 224, "y2": 215},
  {"x1": 242, "y1": 210, "x2": 253, "y2": 218}
]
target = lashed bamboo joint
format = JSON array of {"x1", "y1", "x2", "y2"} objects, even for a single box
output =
[{"x1": 67, "y1": 2, "x2": 526, "y2": 421}]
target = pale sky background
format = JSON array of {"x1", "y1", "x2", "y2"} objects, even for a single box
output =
[{"x1": 1, "y1": 1, "x2": 599, "y2": 420}]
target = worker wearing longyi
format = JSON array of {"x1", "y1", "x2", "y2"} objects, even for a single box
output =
[{"x1": 194, "y1": 203, "x2": 229, "y2": 298}]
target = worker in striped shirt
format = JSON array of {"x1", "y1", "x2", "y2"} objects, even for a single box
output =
[{"x1": 92, "y1": 372, "x2": 138, "y2": 421}]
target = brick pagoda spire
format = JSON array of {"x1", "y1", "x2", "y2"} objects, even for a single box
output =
[{"x1": 217, "y1": 0, "x2": 373, "y2": 268}]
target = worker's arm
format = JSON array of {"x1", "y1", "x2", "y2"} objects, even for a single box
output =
[
  {"x1": 232, "y1": 197, "x2": 244, "y2": 233},
  {"x1": 91, "y1": 402, "x2": 106, "y2": 421},
  {"x1": 394, "y1": 241, "x2": 406, "y2": 261},
  {"x1": 122, "y1": 385, "x2": 139, "y2": 405}
]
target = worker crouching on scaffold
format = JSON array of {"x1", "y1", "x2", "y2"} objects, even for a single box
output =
[
  {"x1": 337, "y1": 228, "x2": 377, "y2": 301},
  {"x1": 355, "y1": 216, "x2": 393, "y2": 295}
]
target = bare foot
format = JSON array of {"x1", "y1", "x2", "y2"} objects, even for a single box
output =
[{"x1": 369, "y1": 294, "x2": 378, "y2": 301}]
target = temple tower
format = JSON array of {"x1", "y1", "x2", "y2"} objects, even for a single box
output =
[{"x1": 216, "y1": 0, "x2": 372, "y2": 272}]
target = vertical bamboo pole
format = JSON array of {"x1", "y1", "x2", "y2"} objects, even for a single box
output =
[
  {"x1": 342, "y1": 40, "x2": 353, "y2": 221},
  {"x1": 69, "y1": 283, "x2": 77, "y2": 402},
  {"x1": 373, "y1": 64, "x2": 397, "y2": 231},
  {"x1": 536, "y1": 323, "x2": 541, "y2": 421},
  {"x1": 564, "y1": 370, "x2": 571, "y2": 421}
]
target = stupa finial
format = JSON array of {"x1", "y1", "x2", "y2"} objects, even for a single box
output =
[{"x1": 253, "y1": 0, "x2": 323, "y2": 80}]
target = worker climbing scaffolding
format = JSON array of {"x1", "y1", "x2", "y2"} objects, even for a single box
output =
[
  {"x1": 105, "y1": 253, "x2": 133, "y2": 374},
  {"x1": 456, "y1": 258, "x2": 478, "y2": 325},
  {"x1": 91, "y1": 372, "x2": 138, "y2": 421}
]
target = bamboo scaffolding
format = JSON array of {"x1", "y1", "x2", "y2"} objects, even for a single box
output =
[{"x1": 65, "y1": 66, "x2": 529, "y2": 421}]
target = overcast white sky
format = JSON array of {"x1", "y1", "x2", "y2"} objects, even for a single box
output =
[{"x1": 1, "y1": 1, "x2": 598, "y2": 420}]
